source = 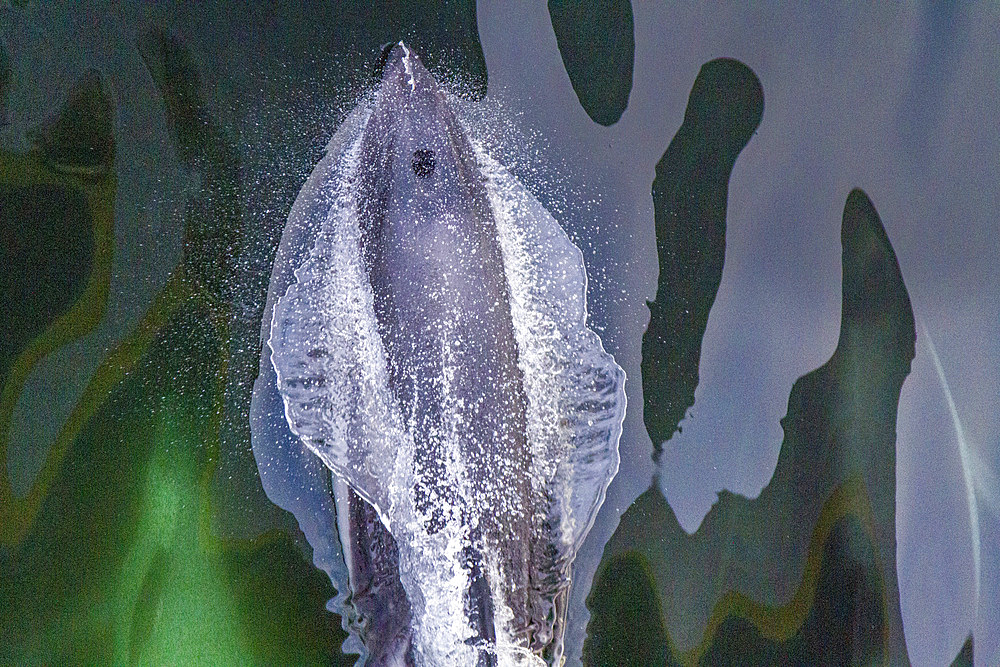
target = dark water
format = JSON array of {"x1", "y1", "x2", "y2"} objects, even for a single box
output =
[{"x1": 1, "y1": 2, "x2": 996, "y2": 665}]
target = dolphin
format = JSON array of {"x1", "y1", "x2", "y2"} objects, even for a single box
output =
[
  {"x1": 353, "y1": 41, "x2": 534, "y2": 664},
  {"x1": 252, "y1": 42, "x2": 626, "y2": 666}
]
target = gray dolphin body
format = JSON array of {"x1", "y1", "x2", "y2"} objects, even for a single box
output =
[
  {"x1": 254, "y1": 42, "x2": 626, "y2": 667},
  {"x1": 348, "y1": 44, "x2": 535, "y2": 664}
]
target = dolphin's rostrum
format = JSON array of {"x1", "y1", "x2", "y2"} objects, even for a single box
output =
[{"x1": 251, "y1": 43, "x2": 626, "y2": 665}]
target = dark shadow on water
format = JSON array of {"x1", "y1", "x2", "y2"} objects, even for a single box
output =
[
  {"x1": 0, "y1": 184, "x2": 94, "y2": 381},
  {"x1": 641, "y1": 58, "x2": 763, "y2": 455},
  {"x1": 29, "y1": 69, "x2": 115, "y2": 175},
  {"x1": 548, "y1": 0, "x2": 635, "y2": 126},
  {"x1": 0, "y1": 36, "x2": 9, "y2": 114},
  {"x1": 584, "y1": 551, "x2": 676, "y2": 667}
]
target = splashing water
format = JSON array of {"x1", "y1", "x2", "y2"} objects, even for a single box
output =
[{"x1": 250, "y1": 45, "x2": 625, "y2": 666}]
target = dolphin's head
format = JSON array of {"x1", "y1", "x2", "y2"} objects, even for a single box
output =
[
  {"x1": 359, "y1": 42, "x2": 487, "y2": 249},
  {"x1": 373, "y1": 42, "x2": 450, "y2": 183},
  {"x1": 378, "y1": 41, "x2": 439, "y2": 100}
]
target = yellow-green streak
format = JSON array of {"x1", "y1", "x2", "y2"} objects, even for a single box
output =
[{"x1": 681, "y1": 474, "x2": 890, "y2": 665}]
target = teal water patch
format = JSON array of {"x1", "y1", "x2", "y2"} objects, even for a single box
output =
[
  {"x1": 0, "y1": 183, "x2": 94, "y2": 382},
  {"x1": 950, "y1": 635, "x2": 974, "y2": 666},
  {"x1": 137, "y1": 28, "x2": 243, "y2": 307},
  {"x1": 698, "y1": 516, "x2": 886, "y2": 665},
  {"x1": 584, "y1": 551, "x2": 675, "y2": 667}
]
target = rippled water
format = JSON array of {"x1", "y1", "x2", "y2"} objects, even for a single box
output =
[{"x1": 1, "y1": 3, "x2": 998, "y2": 665}]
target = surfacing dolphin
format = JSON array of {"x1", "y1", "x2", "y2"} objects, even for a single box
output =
[{"x1": 250, "y1": 42, "x2": 626, "y2": 666}]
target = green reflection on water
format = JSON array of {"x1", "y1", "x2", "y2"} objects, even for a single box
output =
[
  {"x1": 0, "y1": 303, "x2": 349, "y2": 664},
  {"x1": 111, "y1": 403, "x2": 246, "y2": 665}
]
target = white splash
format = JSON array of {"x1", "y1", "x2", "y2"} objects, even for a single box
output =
[
  {"x1": 261, "y1": 92, "x2": 625, "y2": 665},
  {"x1": 922, "y1": 322, "x2": 981, "y2": 601},
  {"x1": 399, "y1": 40, "x2": 416, "y2": 92}
]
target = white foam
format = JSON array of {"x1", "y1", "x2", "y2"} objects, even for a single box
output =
[{"x1": 399, "y1": 41, "x2": 416, "y2": 92}]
